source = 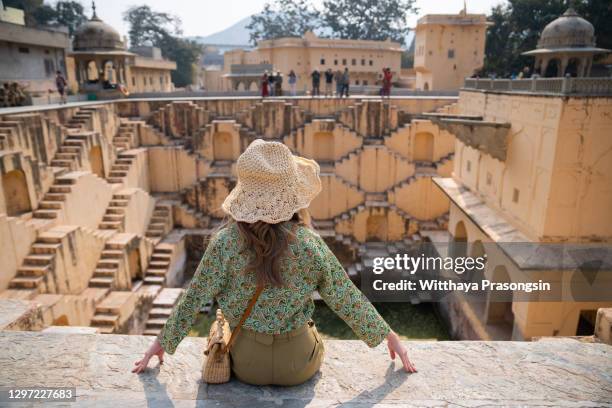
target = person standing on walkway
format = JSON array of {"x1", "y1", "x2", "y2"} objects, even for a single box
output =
[
  {"x1": 268, "y1": 73, "x2": 276, "y2": 96},
  {"x1": 382, "y1": 68, "x2": 393, "y2": 98},
  {"x1": 341, "y1": 68, "x2": 350, "y2": 98},
  {"x1": 334, "y1": 70, "x2": 342, "y2": 96},
  {"x1": 311, "y1": 69, "x2": 321, "y2": 97},
  {"x1": 55, "y1": 71, "x2": 67, "y2": 104},
  {"x1": 275, "y1": 72, "x2": 283, "y2": 96},
  {"x1": 288, "y1": 70, "x2": 297, "y2": 96},
  {"x1": 261, "y1": 73, "x2": 269, "y2": 98},
  {"x1": 324, "y1": 69, "x2": 334, "y2": 97}
]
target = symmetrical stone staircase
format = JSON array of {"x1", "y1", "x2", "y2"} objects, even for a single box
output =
[
  {"x1": 143, "y1": 243, "x2": 174, "y2": 285},
  {"x1": 49, "y1": 132, "x2": 94, "y2": 172},
  {"x1": 99, "y1": 192, "x2": 130, "y2": 231},
  {"x1": 64, "y1": 107, "x2": 96, "y2": 130},
  {"x1": 33, "y1": 177, "x2": 76, "y2": 220},
  {"x1": 90, "y1": 292, "x2": 126, "y2": 334},
  {"x1": 113, "y1": 121, "x2": 137, "y2": 151},
  {"x1": 89, "y1": 242, "x2": 125, "y2": 288},
  {"x1": 107, "y1": 151, "x2": 137, "y2": 184},
  {"x1": 142, "y1": 288, "x2": 183, "y2": 335},
  {"x1": 145, "y1": 203, "x2": 173, "y2": 240},
  {"x1": 8, "y1": 235, "x2": 60, "y2": 291}
]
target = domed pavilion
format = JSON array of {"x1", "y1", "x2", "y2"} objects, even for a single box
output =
[
  {"x1": 522, "y1": 8, "x2": 609, "y2": 77},
  {"x1": 70, "y1": 2, "x2": 176, "y2": 97}
]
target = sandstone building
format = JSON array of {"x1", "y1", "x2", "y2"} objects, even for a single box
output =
[
  {"x1": 223, "y1": 31, "x2": 403, "y2": 92},
  {"x1": 432, "y1": 9, "x2": 612, "y2": 341},
  {"x1": 413, "y1": 10, "x2": 489, "y2": 91},
  {"x1": 0, "y1": 3, "x2": 70, "y2": 103},
  {"x1": 69, "y1": 6, "x2": 176, "y2": 98}
]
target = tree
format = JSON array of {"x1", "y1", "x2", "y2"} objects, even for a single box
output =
[
  {"x1": 123, "y1": 6, "x2": 202, "y2": 88},
  {"x1": 482, "y1": 0, "x2": 612, "y2": 77},
  {"x1": 321, "y1": 0, "x2": 417, "y2": 45},
  {"x1": 246, "y1": 0, "x2": 320, "y2": 45},
  {"x1": 123, "y1": 5, "x2": 182, "y2": 47},
  {"x1": 54, "y1": 1, "x2": 87, "y2": 36}
]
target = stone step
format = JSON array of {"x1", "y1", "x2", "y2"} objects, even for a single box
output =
[
  {"x1": 148, "y1": 261, "x2": 170, "y2": 269},
  {"x1": 109, "y1": 199, "x2": 129, "y2": 207},
  {"x1": 149, "y1": 308, "x2": 172, "y2": 318},
  {"x1": 94, "y1": 268, "x2": 116, "y2": 277},
  {"x1": 89, "y1": 277, "x2": 114, "y2": 287},
  {"x1": 31, "y1": 243, "x2": 61, "y2": 254},
  {"x1": 146, "y1": 268, "x2": 167, "y2": 276},
  {"x1": 146, "y1": 318, "x2": 167, "y2": 328},
  {"x1": 43, "y1": 193, "x2": 67, "y2": 202},
  {"x1": 17, "y1": 264, "x2": 50, "y2": 277},
  {"x1": 23, "y1": 254, "x2": 54, "y2": 266},
  {"x1": 34, "y1": 210, "x2": 57, "y2": 219},
  {"x1": 38, "y1": 201, "x2": 62, "y2": 210},
  {"x1": 143, "y1": 328, "x2": 161, "y2": 336},
  {"x1": 144, "y1": 276, "x2": 165, "y2": 285},
  {"x1": 101, "y1": 249, "x2": 123, "y2": 259},
  {"x1": 109, "y1": 171, "x2": 127, "y2": 178},
  {"x1": 151, "y1": 254, "x2": 171, "y2": 262},
  {"x1": 49, "y1": 186, "x2": 71, "y2": 194},
  {"x1": 146, "y1": 231, "x2": 164, "y2": 237},
  {"x1": 56, "y1": 178, "x2": 78, "y2": 186},
  {"x1": 99, "y1": 222, "x2": 121, "y2": 230},
  {"x1": 50, "y1": 159, "x2": 73, "y2": 168},
  {"x1": 103, "y1": 214, "x2": 124, "y2": 222},
  {"x1": 106, "y1": 207, "x2": 126, "y2": 215},
  {"x1": 91, "y1": 313, "x2": 118, "y2": 325},
  {"x1": 112, "y1": 165, "x2": 130, "y2": 171},
  {"x1": 10, "y1": 275, "x2": 43, "y2": 288},
  {"x1": 107, "y1": 178, "x2": 124, "y2": 184},
  {"x1": 98, "y1": 259, "x2": 120, "y2": 269}
]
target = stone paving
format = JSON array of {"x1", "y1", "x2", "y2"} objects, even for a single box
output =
[{"x1": 0, "y1": 331, "x2": 610, "y2": 407}]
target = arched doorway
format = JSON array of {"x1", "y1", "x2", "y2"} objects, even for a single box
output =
[
  {"x1": 53, "y1": 315, "x2": 69, "y2": 326},
  {"x1": 366, "y1": 214, "x2": 388, "y2": 241},
  {"x1": 413, "y1": 132, "x2": 434, "y2": 162},
  {"x1": 450, "y1": 220, "x2": 467, "y2": 259},
  {"x1": 564, "y1": 58, "x2": 580, "y2": 77},
  {"x1": 313, "y1": 131, "x2": 334, "y2": 161},
  {"x1": 423, "y1": 82, "x2": 430, "y2": 91},
  {"x1": 2, "y1": 169, "x2": 32, "y2": 216},
  {"x1": 87, "y1": 60, "x2": 99, "y2": 83},
  {"x1": 485, "y1": 265, "x2": 514, "y2": 331},
  {"x1": 545, "y1": 59, "x2": 560, "y2": 77},
  {"x1": 103, "y1": 60, "x2": 117, "y2": 87},
  {"x1": 127, "y1": 247, "x2": 142, "y2": 280},
  {"x1": 213, "y1": 132, "x2": 234, "y2": 160},
  {"x1": 88, "y1": 146, "x2": 104, "y2": 178}
]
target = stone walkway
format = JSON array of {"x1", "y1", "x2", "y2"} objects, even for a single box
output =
[{"x1": 0, "y1": 331, "x2": 610, "y2": 407}]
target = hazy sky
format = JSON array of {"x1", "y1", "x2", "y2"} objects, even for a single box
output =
[{"x1": 79, "y1": 0, "x2": 504, "y2": 38}]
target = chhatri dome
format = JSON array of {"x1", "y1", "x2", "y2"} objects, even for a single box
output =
[
  {"x1": 73, "y1": 1, "x2": 125, "y2": 51},
  {"x1": 523, "y1": 8, "x2": 609, "y2": 77}
]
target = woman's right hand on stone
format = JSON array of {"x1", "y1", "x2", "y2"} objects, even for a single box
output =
[
  {"x1": 132, "y1": 338, "x2": 165, "y2": 374},
  {"x1": 387, "y1": 331, "x2": 417, "y2": 373}
]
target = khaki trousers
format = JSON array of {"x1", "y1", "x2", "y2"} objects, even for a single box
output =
[{"x1": 230, "y1": 321, "x2": 324, "y2": 386}]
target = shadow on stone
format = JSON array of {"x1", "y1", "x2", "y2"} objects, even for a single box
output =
[
  {"x1": 137, "y1": 363, "x2": 176, "y2": 407},
  {"x1": 336, "y1": 362, "x2": 411, "y2": 407}
]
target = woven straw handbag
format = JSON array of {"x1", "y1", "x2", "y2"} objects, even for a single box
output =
[{"x1": 203, "y1": 285, "x2": 263, "y2": 384}]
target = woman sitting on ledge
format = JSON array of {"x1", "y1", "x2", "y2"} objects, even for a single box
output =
[{"x1": 133, "y1": 139, "x2": 416, "y2": 385}]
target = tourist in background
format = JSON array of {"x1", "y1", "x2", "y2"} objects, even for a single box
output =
[
  {"x1": 268, "y1": 73, "x2": 276, "y2": 96},
  {"x1": 382, "y1": 68, "x2": 393, "y2": 98},
  {"x1": 324, "y1": 69, "x2": 334, "y2": 97},
  {"x1": 133, "y1": 139, "x2": 417, "y2": 384},
  {"x1": 334, "y1": 69, "x2": 342, "y2": 96},
  {"x1": 288, "y1": 70, "x2": 297, "y2": 96},
  {"x1": 275, "y1": 72, "x2": 283, "y2": 96},
  {"x1": 55, "y1": 71, "x2": 67, "y2": 104},
  {"x1": 261, "y1": 72, "x2": 269, "y2": 98},
  {"x1": 341, "y1": 68, "x2": 350, "y2": 97},
  {"x1": 311, "y1": 69, "x2": 321, "y2": 96}
]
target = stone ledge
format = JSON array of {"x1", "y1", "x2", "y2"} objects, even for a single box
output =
[{"x1": 0, "y1": 331, "x2": 610, "y2": 407}]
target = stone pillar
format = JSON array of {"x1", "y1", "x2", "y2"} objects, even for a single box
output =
[
  {"x1": 559, "y1": 57, "x2": 569, "y2": 77},
  {"x1": 540, "y1": 57, "x2": 549, "y2": 77}
]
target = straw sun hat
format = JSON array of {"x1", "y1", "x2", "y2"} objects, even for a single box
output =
[{"x1": 221, "y1": 139, "x2": 322, "y2": 224}]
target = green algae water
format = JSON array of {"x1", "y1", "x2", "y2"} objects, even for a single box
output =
[{"x1": 190, "y1": 302, "x2": 449, "y2": 340}]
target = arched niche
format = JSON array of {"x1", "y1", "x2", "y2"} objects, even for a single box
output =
[
  {"x1": 2, "y1": 169, "x2": 32, "y2": 216},
  {"x1": 89, "y1": 146, "x2": 104, "y2": 178},
  {"x1": 413, "y1": 132, "x2": 434, "y2": 162},
  {"x1": 313, "y1": 131, "x2": 334, "y2": 161},
  {"x1": 213, "y1": 131, "x2": 234, "y2": 161}
]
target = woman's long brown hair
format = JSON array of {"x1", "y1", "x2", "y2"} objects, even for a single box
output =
[{"x1": 235, "y1": 209, "x2": 312, "y2": 287}]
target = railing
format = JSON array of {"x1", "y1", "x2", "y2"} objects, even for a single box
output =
[{"x1": 463, "y1": 77, "x2": 612, "y2": 96}]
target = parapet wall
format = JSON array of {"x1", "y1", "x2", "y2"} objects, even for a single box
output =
[{"x1": 0, "y1": 330, "x2": 609, "y2": 407}]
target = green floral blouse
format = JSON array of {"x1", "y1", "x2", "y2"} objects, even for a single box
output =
[{"x1": 157, "y1": 222, "x2": 391, "y2": 354}]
